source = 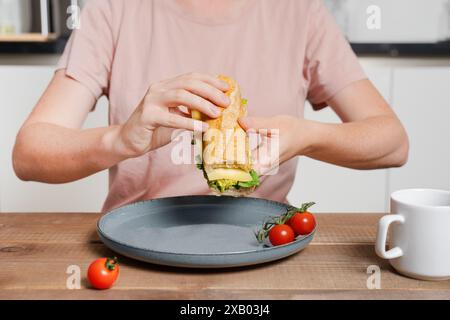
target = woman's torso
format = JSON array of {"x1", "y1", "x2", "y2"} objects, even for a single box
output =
[{"x1": 99, "y1": 0, "x2": 316, "y2": 212}]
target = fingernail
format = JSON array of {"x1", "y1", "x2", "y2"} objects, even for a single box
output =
[
  {"x1": 221, "y1": 81, "x2": 230, "y2": 90},
  {"x1": 239, "y1": 116, "x2": 250, "y2": 127},
  {"x1": 211, "y1": 106, "x2": 221, "y2": 117},
  {"x1": 222, "y1": 95, "x2": 231, "y2": 105}
]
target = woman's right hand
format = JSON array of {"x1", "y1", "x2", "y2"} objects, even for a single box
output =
[{"x1": 114, "y1": 72, "x2": 230, "y2": 158}]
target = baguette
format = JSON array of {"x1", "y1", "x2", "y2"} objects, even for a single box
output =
[{"x1": 193, "y1": 75, "x2": 259, "y2": 195}]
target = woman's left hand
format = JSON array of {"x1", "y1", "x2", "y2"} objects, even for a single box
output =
[{"x1": 239, "y1": 115, "x2": 316, "y2": 175}]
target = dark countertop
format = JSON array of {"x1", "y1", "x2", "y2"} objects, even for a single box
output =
[
  {"x1": 0, "y1": 36, "x2": 68, "y2": 54},
  {"x1": 351, "y1": 41, "x2": 450, "y2": 57},
  {"x1": 1, "y1": 36, "x2": 450, "y2": 57}
]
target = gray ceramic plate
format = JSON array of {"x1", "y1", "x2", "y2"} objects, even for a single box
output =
[{"x1": 97, "y1": 196, "x2": 315, "y2": 268}]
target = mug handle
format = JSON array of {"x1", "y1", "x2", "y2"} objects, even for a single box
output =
[{"x1": 375, "y1": 214, "x2": 405, "y2": 259}]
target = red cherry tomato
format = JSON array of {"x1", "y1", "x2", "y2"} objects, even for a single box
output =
[
  {"x1": 288, "y1": 212, "x2": 316, "y2": 235},
  {"x1": 87, "y1": 257, "x2": 119, "y2": 290},
  {"x1": 269, "y1": 224, "x2": 295, "y2": 246}
]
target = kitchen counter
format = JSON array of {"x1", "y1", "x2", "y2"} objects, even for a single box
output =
[
  {"x1": 0, "y1": 36, "x2": 68, "y2": 54},
  {"x1": 2, "y1": 36, "x2": 450, "y2": 57},
  {"x1": 1, "y1": 212, "x2": 449, "y2": 300},
  {"x1": 352, "y1": 41, "x2": 450, "y2": 57}
]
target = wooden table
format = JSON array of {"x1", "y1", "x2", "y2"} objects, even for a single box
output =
[{"x1": 0, "y1": 213, "x2": 449, "y2": 300}]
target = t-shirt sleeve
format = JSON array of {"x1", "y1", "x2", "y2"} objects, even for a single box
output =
[
  {"x1": 304, "y1": 0, "x2": 367, "y2": 110},
  {"x1": 56, "y1": 0, "x2": 115, "y2": 99}
]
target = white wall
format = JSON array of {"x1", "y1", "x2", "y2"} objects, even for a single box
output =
[
  {"x1": 0, "y1": 65, "x2": 108, "y2": 212},
  {"x1": 388, "y1": 67, "x2": 450, "y2": 194},
  {"x1": 324, "y1": 0, "x2": 450, "y2": 43}
]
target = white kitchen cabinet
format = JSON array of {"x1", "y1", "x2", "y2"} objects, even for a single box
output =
[
  {"x1": 287, "y1": 65, "x2": 391, "y2": 212},
  {"x1": 388, "y1": 68, "x2": 450, "y2": 194},
  {"x1": 0, "y1": 66, "x2": 108, "y2": 212}
]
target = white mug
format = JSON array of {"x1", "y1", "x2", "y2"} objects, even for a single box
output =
[{"x1": 376, "y1": 189, "x2": 450, "y2": 280}]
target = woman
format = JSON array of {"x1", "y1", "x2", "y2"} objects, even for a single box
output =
[{"x1": 13, "y1": 0, "x2": 408, "y2": 212}]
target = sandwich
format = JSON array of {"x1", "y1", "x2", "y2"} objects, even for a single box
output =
[{"x1": 192, "y1": 75, "x2": 260, "y2": 196}]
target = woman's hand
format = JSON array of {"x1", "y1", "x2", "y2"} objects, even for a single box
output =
[
  {"x1": 115, "y1": 72, "x2": 231, "y2": 158},
  {"x1": 239, "y1": 80, "x2": 410, "y2": 173},
  {"x1": 239, "y1": 115, "x2": 316, "y2": 175},
  {"x1": 13, "y1": 71, "x2": 230, "y2": 183}
]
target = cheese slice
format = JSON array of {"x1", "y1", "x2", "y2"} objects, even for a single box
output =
[
  {"x1": 206, "y1": 168, "x2": 252, "y2": 182},
  {"x1": 191, "y1": 110, "x2": 202, "y2": 120}
]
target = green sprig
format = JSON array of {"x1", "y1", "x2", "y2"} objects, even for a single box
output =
[{"x1": 255, "y1": 202, "x2": 316, "y2": 243}]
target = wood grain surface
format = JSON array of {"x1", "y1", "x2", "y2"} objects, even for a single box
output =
[
  {"x1": 0, "y1": 33, "x2": 57, "y2": 42},
  {"x1": 0, "y1": 213, "x2": 449, "y2": 300}
]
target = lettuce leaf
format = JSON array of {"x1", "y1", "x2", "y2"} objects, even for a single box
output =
[{"x1": 237, "y1": 170, "x2": 260, "y2": 188}]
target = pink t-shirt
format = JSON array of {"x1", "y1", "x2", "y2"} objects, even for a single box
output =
[{"x1": 57, "y1": 0, "x2": 366, "y2": 212}]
